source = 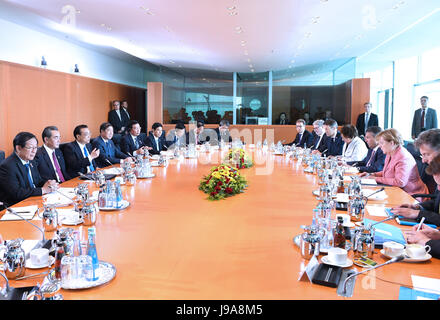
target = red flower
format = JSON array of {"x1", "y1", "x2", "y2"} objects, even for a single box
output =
[
  {"x1": 225, "y1": 178, "x2": 230, "y2": 183},
  {"x1": 210, "y1": 191, "x2": 218, "y2": 196},
  {"x1": 225, "y1": 187, "x2": 233, "y2": 194},
  {"x1": 215, "y1": 186, "x2": 221, "y2": 191}
]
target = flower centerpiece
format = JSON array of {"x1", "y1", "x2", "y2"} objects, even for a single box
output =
[
  {"x1": 225, "y1": 148, "x2": 253, "y2": 169},
  {"x1": 199, "y1": 164, "x2": 248, "y2": 200}
]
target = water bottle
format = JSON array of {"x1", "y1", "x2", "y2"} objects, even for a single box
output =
[
  {"x1": 98, "y1": 185, "x2": 107, "y2": 208},
  {"x1": 115, "y1": 181, "x2": 123, "y2": 208},
  {"x1": 86, "y1": 227, "x2": 99, "y2": 281},
  {"x1": 107, "y1": 182, "x2": 116, "y2": 208}
]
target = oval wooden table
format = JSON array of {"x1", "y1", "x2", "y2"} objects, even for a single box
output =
[{"x1": 1, "y1": 148, "x2": 439, "y2": 300}]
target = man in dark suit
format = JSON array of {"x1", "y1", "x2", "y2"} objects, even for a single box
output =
[
  {"x1": 0, "y1": 132, "x2": 58, "y2": 206},
  {"x1": 108, "y1": 100, "x2": 130, "y2": 134},
  {"x1": 412, "y1": 96, "x2": 438, "y2": 139},
  {"x1": 63, "y1": 125, "x2": 100, "y2": 178},
  {"x1": 35, "y1": 126, "x2": 70, "y2": 183},
  {"x1": 165, "y1": 122, "x2": 187, "y2": 149},
  {"x1": 356, "y1": 102, "x2": 379, "y2": 137},
  {"x1": 92, "y1": 122, "x2": 131, "y2": 167},
  {"x1": 214, "y1": 120, "x2": 233, "y2": 144},
  {"x1": 121, "y1": 100, "x2": 131, "y2": 122},
  {"x1": 351, "y1": 126, "x2": 385, "y2": 173},
  {"x1": 145, "y1": 122, "x2": 168, "y2": 155},
  {"x1": 310, "y1": 119, "x2": 328, "y2": 150},
  {"x1": 186, "y1": 120, "x2": 212, "y2": 145},
  {"x1": 313, "y1": 119, "x2": 344, "y2": 156},
  {"x1": 120, "y1": 120, "x2": 150, "y2": 156},
  {"x1": 286, "y1": 119, "x2": 313, "y2": 147}
]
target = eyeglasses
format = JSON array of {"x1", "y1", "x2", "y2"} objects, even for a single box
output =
[{"x1": 23, "y1": 146, "x2": 38, "y2": 151}]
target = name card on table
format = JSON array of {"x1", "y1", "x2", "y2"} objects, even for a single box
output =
[
  {"x1": 298, "y1": 255, "x2": 319, "y2": 283},
  {"x1": 0, "y1": 205, "x2": 39, "y2": 221}
]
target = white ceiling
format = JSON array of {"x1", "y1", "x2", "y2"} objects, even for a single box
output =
[{"x1": 2, "y1": 0, "x2": 440, "y2": 73}]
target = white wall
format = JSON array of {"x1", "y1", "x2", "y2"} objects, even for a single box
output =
[{"x1": 0, "y1": 18, "x2": 148, "y2": 88}]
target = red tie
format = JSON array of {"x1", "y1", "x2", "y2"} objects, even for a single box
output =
[
  {"x1": 366, "y1": 149, "x2": 376, "y2": 167},
  {"x1": 52, "y1": 151, "x2": 65, "y2": 182},
  {"x1": 421, "y1": 109, "x2": 425, "y2": 129}
]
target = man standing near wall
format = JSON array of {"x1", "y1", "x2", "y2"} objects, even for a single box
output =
[{"x1": 412, "y1": 96, "x2": 438, "y2": 140}]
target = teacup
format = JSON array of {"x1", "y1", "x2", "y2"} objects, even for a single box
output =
[
  {"x1": 383, "y1": 241, "x2": 405, "y2": 257},
  {"x1": 406, "y1": 244, "x2": 431, "y2": 259},
  {"x1": 30, "y1": 248, "x2": 49, "y2": 266},
  {"x1": 327, "y1": 247, "x2": 348, "y2": 265}
]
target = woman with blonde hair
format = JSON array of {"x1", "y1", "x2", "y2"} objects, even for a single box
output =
[{"x1": 360, "y1": 128, "x2": 427, "y2": 196}]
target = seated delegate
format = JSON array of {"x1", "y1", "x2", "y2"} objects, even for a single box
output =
[
  {"x1": 0, "y1": 132, "x2": 58, "y2": 206},
  {"x1": 391, "y1": 154, "x2": 440, "y2": 226},
  {"x1": 360, "y1": 128, "x2": 427, "y2": 196},
  {"x1": 351, "y1": 126, "x2": 385, "y2": 173},
  {"x1": 340, "y1": 124, "x2": 368, "y2": 163}
]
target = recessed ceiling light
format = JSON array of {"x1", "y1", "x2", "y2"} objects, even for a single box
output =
[
  {"x1": 107, "y1": 27, "x2": 112, "y2": 31},
  {"x1": 249, "y1": 64, "x2": 253, "y2": 68},
  {"x1": 100, "y1": 23, "x2": 106, "y2": 27},
  {"x1": 311, "y1": 16, "x2": 320, "y2": 24},
  {"x1": 291, "y1": 59, "x2": 296, "y2": 64},
  {"x1": 229, "y1": 11, "x2": 238, "y2": 16},
  {"x1": 227, "y1": 6, "x2": 236, "y2": 10},
  {"x1": 76, "y1": 10, "x2": 81, "y2": 14},
  {"x1": 244, "y1": 51, "x2": 249, "y2": 55},
  {"x1": 305, "y1": 32, "x2": 312, "y2": 38},
  {"x1": 247, "y1": 58, "x2": 251, "y2": 62}
]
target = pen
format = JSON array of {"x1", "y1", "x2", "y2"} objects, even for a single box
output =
[{"x1": 417, "y1": 217, "x2": 425, "y2": 231}]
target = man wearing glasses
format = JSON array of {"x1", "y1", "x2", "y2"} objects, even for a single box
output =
[{"x1": 0, "y1": 132, "x2": 58, "y2": 207}]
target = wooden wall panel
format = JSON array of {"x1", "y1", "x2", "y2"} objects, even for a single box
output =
[
  {"x1": 350, "y1": 78, "x2": 371, "y2": 125},
  {"x1": 147, "y1": 82, "x2": 163, "y2": 132},
  {"x1": 0, "y1": 60, "x2": 146, "y2": 156}
]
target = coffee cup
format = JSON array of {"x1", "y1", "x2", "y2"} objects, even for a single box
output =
[
  {"x1": 405, "y1": 244, "x2": 431, "y2": 259},
  {"x1": 336, "y1": 214, "x2": 350, "y2": 225},
  {"x1": 327, "y1": 247, "x2": 347, "y2": 265},
  {"x1": 114, "y1": 176, "x2": 124, "y2": 184},
  {"x1": 383, "y1": 241, "x2": 405, "y2": 257},
  {"x1": 30, "y1": 248, "x2": 49, "y2": 266}
]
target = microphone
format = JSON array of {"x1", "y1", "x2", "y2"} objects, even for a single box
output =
[
  {"x1": 363, "y1": 187, "x2": 385, "y2": 205},
  {"x1": 0, "y1": 202, "x2": 47, "y2": 249},
  {"x1": 77, "y1": 172, "x2": 91, "y2": 180},
  {"x1": 341, "y1": 255, "x2": 405, "y2": 294},
  {"x1": 0, "y1": 270, "x2": 10, "y2": 299},
  {"x1": 368, "y1": 213, "x2": 398, "y2": 228}
]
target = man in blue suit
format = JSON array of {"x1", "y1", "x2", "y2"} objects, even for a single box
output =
[
  {"x1": 35, "y1": 126, "x2": 70, "y2": 183},
  {"x1": 412, "y1": 96, "x2": 438, "y2": 139},
  {"x1": 145, "y1": 122, "x2": 168, "y2": 155},
  {"x1": 120, "y1": 120, "x2": 150, "y2": 156},
  {"x1": 350, "y1": 126, "x2": 385, "y2": 173},
  {"x1": 92, "y1": 122, "x2": 132, "y2": 167},
  {"x1": 286, "y1": 119, "x2": 314, "y2": 148},
  {"x1": 314, "y1": 119, "x2": 344, "y2": 156},
  {"x1": 0, "y1": 132, "x2": 58, "y2": 206},
  {"x1": 63, "y1": 125, "x2": 100, "y2": 178}
]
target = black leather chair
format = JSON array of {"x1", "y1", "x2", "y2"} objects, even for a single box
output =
[{"x1": 112, "y1": 133, "x2": 123, "y2": 153}]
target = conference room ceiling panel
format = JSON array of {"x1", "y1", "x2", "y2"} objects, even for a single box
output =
[{"x1": 2, "y1": 0, "x2": 440, "y2": 73}]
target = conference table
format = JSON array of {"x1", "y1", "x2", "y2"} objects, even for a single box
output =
[{"x1": 1, "y1": 147, "x2": 439, "y2": 300}]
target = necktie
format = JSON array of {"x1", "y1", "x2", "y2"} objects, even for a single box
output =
[
  {"x1": 106, "y1": 141, "x2": 111, "y2": 156},
  {"x1": 52, "y1": 151, "x2": 65, "y2": 182},
  {"x1": 155, "y1": 138, "x2": 159, "y2": 151},
  {"x1": 299, "y1": 134, "x2": 302, "y2": 144},
  {"x1": 365, "y1": 113, "x2": 370, "y2": 131},
  {"x1": 134, "y1": 137, "x2": 139, "y2": 149},
  {"x1": 83, "y1": 146, "x2": 95, "y2": 172},
  {"x1": 366, "y1": 149, "x2": 376, "y2": 167},
  {"x1": 421, "y1": 109, "x2": 425, "y2": 129},
  {"x1": 24, "y1": 163, "x2": 35, "y2": 188},
  {"x1": 124, "y1": 109, "x2": 130, "y2": 119}
]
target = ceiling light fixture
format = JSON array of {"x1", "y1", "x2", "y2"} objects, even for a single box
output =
[
  {"x1": 311, "y1": 16, "x2": 320, "y2": 24},
  {"x1": 305, "y1": 32, "x2": 312, "y2": 38},
  {"x1": 227, "y1": 6, "x2": 236, "y2": 10}
]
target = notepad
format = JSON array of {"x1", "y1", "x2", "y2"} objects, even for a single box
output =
[
  {"x1": 363, "y1": 218, "x2": 406, "y2": 245},
  {"x1": 366, "y1": 206, "x2": 389, "y2": 217},
  {"x1": 399, "y1": 286, "x2": 440, "y2": 300},
  {"x1": 0, "y1": 205, "x2": 39, "y2": 221},
  {"x1": 361, "y1": 178, "x2": 377, "y2": 186},
  {"x1": 411, "y1": 275, "x2": 440, "y2": 295}
]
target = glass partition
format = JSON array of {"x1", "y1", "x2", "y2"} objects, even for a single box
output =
[{"x1": 236, "y1": 72, "x2": 269, "y2": 125}]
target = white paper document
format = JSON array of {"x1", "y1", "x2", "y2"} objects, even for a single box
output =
[
  {"x1": 411, "y1": 275, "x2": 440, "y2": 295},
  {"x1": 366, "y1": 206, "x2": 389, "y2": 217},
  {"x1": 361, "y1": 178, "x2": 377, "y2": 186},
  {"x1": 1, "y1": 205, "x2": 39, "y2": 221}
]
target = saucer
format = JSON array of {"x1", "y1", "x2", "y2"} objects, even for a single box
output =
[
  {"x1": 61, "y1": 218, "x2": 84, "y2": 226},
  {"x1": 321, "y1": 256, "x2": 353, "y2": 268},
  {"x1": 99, "y1": 200, "x2": 130, "y2": 211},
  {"x1": 26, "y1": 256, "x2": 55, "y2": 269},
  {"x1": 312, "y1": 190, "x2": 320, "y2": 196},
  {"x1": 137, "y1": 173, "x2": 155, "y2": 179},
  {"x1": 150, "y1": 161, "x2": 160, "y2": 167},
  {"x1": 380, "y1": 249, "x2": 432, "y2": 262},
  {"x1": 342, "y1": 221, "x2": 355, "y2": 228}
]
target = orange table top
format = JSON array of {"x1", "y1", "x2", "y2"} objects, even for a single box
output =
[{"x1": 1, "y1": 148, "x2": 439, "y2": 300}]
